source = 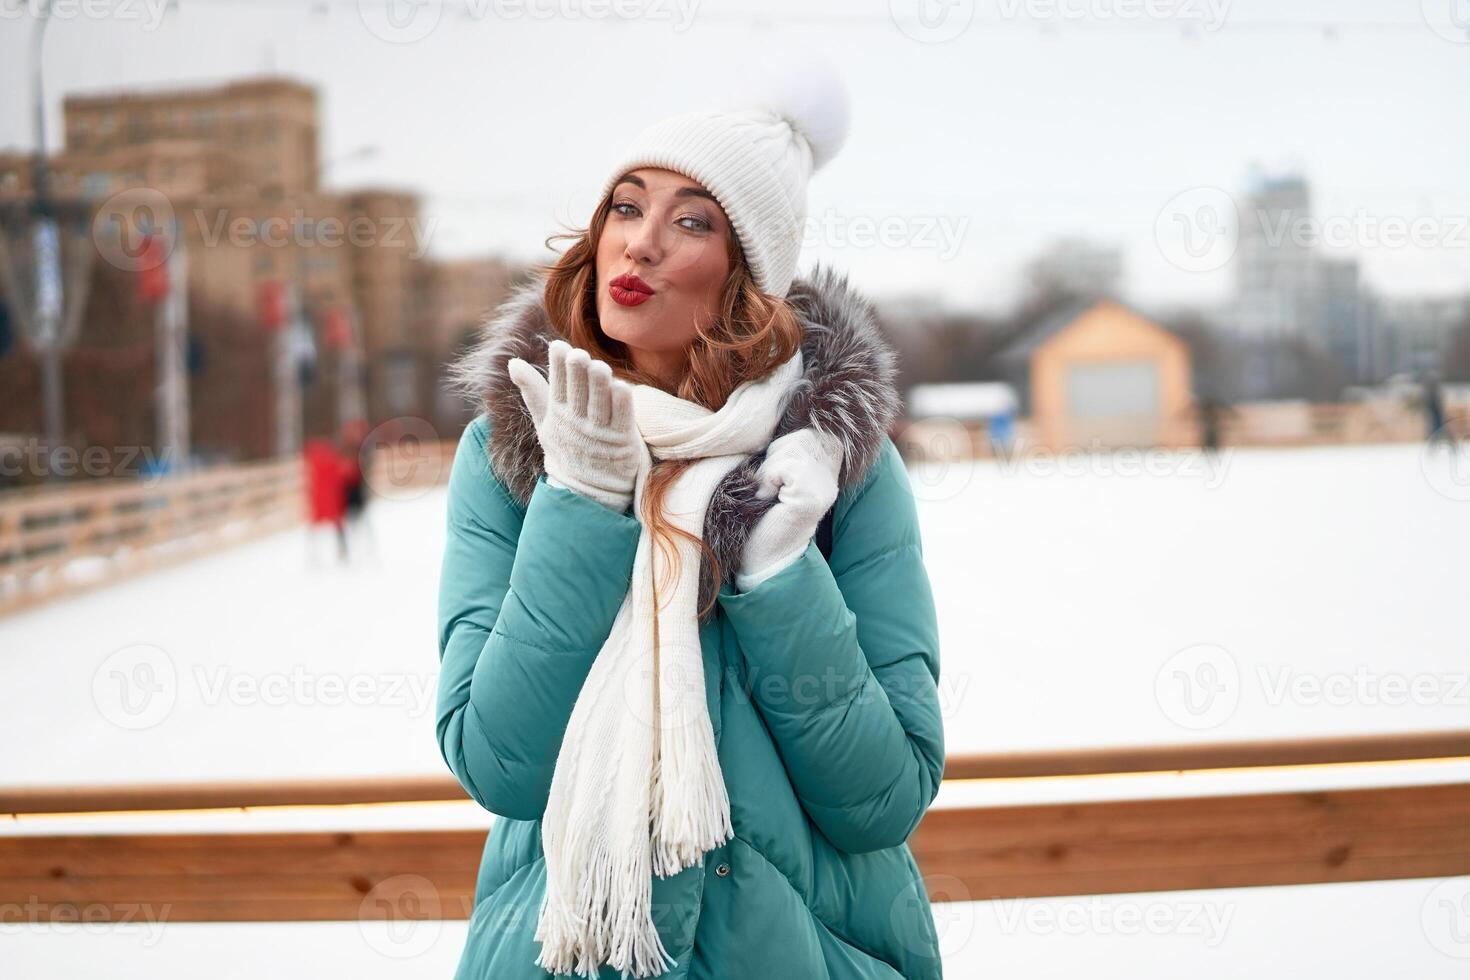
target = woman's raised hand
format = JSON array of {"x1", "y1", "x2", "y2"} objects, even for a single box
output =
[
  {"x1": 737, "y1": 426, "x2": 845, "y2": 591},
  {"x1": 507, "y1": 338, "x2": 643, "y2": 513}
]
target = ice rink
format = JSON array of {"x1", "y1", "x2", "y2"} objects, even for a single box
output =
[{"x1": 5, "y1": 442, "x2": 1469, "y2": 975}]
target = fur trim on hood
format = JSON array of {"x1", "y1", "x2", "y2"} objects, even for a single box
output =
[{"x1": 445, "y1": 262, "x2": 902, "y2": 617}]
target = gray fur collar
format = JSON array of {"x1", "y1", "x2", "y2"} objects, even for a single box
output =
[{"x1": 445, "y1": 262, "x2": 901, "y2": 616}]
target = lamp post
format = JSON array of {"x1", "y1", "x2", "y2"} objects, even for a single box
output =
[
  {"x1": 137, "y1": 219, "x2": 190, "y2": 475},
  {"x1": 272, "y1": 144, "x2": 377, "y2": 458},
  {"x1": 27, "y1": 0, "x2": 72, "y2": 483}
]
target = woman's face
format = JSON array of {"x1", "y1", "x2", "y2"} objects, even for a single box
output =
[{"x1": 595, "y1": 167, "x2": 732, "y2": 385}]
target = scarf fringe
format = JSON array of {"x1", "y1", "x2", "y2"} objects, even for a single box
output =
[
  {"x1": 650, "y1": 677, "x2": 735, "y2": 875},
  {"x1": 534, "y1": 819, "x2": 678, "y2": 979}
]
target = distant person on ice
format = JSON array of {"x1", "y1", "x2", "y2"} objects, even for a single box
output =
[
  {"x1": 1422, "y1": 371, "x2": 1456, "y2": 447},
  {"x1": 338, "y1": 419, "x2": 374, "y2": 560},
  {"x1": 303, "y1": 438, "x2": 348, "y2": 563}
]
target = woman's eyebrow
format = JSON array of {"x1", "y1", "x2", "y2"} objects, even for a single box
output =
[
  {"x1": 614, "y1": 174, "x2": 719, "y2": 207},
  {"x1": 674, "y1": 186, "x2": 719, "y2": 204}
]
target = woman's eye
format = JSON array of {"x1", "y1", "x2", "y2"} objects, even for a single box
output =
[
  {"x1": 611, "y1": 202, "x2": 638, "y2": 217},
  {"x1": 678, "y1": 215, "x2": 711, "y2": 232}
]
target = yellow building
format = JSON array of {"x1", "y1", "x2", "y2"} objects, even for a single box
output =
[{"x1": 998, "y1": 298, "x2": 1197, "y2": 450}]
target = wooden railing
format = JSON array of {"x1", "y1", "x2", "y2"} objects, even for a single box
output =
[
  {"x1": 4, "y1": 729, "x2": 1467, "y2": 921},
  {"x1": 0, "y1": 440, "x2": 456, "y2": 616},
  {"x1": 899, "y1": 398, "x2": 1470, "y2": 459}
]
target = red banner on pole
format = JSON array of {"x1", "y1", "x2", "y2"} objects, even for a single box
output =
[
  {"x1": 322, "y1": 305, "x2": 352, "y2": 350},
  {"x1": 257, "y1": 280, "x2": 288, "y2": 332},
  {"x1": 137, "y1": 234, "x2": 169, "y2": 304}
]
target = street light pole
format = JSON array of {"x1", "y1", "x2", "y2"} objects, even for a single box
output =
[
  {"x1": 337, "y1": 307, "x2": 367, "y2": 430},
  {"x1": 276, "y1": 145, "x2": 376, "y2": 458},
  {"x1": 30, "y1": 0, "x2": 65, "y2": 481},
  {"x1": 273, "y1": 279, "x2": 305, "y2": 458},
  {"x1": 155, "y1": 217, "x2": 191, "y2": 472}
]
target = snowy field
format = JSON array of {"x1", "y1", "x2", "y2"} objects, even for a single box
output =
[
  {"x1": 6, "y1": 876, "x2": 1468, "y2": 978},
  {"x1": 4, "y1": 442, "x2": 1469, "y2": 975}
]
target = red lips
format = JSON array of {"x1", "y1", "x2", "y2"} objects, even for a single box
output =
[{"x1": 609, "y1": 273, "x2": 655, "y2": 307}]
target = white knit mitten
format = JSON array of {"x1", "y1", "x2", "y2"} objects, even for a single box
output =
[
  {"x1": 507, "y1": 339, "x2": 642, "y2": 514},
  {"x1": 736, "y1": 427, "x2": 845, "y2": 591}
]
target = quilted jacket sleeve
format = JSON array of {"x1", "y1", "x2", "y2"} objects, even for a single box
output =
[
  {"x1": 717, "y1": 435, "x2": 944, "y2": 854},
  {"x1": 435, "y1": 414, "x2": 643, "y2": 819}
]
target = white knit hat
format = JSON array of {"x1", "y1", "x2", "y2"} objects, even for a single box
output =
[{"x1": 596, "y1": 64, "x2": 851, "y2": 299}]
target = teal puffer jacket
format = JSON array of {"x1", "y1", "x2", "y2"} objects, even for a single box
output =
[{"x1": 436, "y1": 407, "x2": 945, "y2": 979}]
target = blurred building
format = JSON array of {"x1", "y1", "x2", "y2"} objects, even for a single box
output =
[
  {"x1": 418, "y1": 257, "x2": 524, "y2": 427},
  {"x1": 1317, "y1": 255, "x2": 1379, "y2": 383},
  {"x1": 1230, "y1": 171, "x2": 1377, "y2": 392},
  {"x1": 63, "y1": 77, "x2": 319, "y2": 197},
  {"x1": 996, "y1": 297, "x2": 1195, "y2": 450},
  {"x1": 1372, "y1": 294, "x2": 1470, "y2": 377},
  {"x1": 0, "y1": 75, "x2": 520, "y2": 461},
  {"x1": 1234, "y1": 174, "x2": 1317, "y2": 342}
]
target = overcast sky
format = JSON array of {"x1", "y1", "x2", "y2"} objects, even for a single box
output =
[{"x1": 2, "y1": 0, "x2": 1467, "y2": 312}]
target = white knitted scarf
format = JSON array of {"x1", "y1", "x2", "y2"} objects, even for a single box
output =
[{"x1": 534, "y1": 348, "x2": 805, "y2": 979}]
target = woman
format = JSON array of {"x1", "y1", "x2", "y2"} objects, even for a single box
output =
[{"x1": 436, "y1": 71, "x2": 945, "y2": 980}]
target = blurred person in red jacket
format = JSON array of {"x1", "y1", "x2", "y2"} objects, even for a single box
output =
[
  {"x1": 304, "y1": 437, "x2": 349, "y2": 564},
  {"x1": 338, "y1": 419, "x2": 378, "y2": 562}
]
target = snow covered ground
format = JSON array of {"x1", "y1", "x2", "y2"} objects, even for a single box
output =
[
  {"x1": 4, "y1": 442, "x2": 1469, "y2": 975},
  {"x1": 5, "y1": 875, "x2": 1467, "y2": 979}
]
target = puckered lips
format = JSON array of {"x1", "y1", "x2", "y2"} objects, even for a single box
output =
[{"x1": 609, "y1": 272, "x2": 656, "y2": 307}]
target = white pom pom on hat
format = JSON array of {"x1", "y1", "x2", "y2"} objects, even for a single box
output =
[
  {"x1": 746, "y1": 61, "x2": 852, "y2": 172},
  {"x1": 597, "y1": 60, "x2": 851, "y2": 299}
]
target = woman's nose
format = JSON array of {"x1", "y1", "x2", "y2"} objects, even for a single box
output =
[{"x1": 624, "y1": 219, "x2": 664, "y2": 265}]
